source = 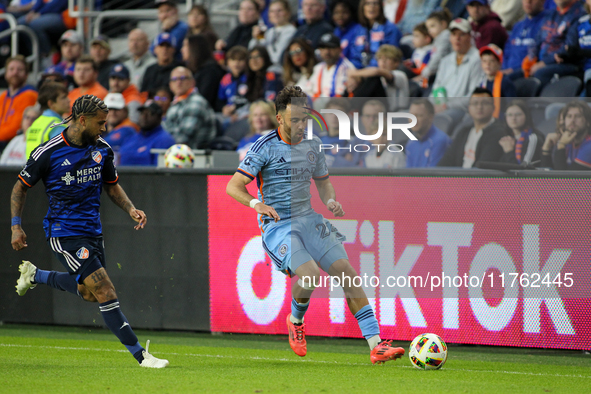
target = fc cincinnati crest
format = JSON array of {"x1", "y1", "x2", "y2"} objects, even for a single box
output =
[
  {"x1": 278, "y1": 244, "x2": 288, "y2": 257},
  {"x1": 307, "y1": 150, "x2": 317, "y2": 164},
  {"x1": 92, "y1": 151, "x2": 102, "y2": 163},
  {"x1": 76, "y1": 247, "x2": 89, "y2": 259}
]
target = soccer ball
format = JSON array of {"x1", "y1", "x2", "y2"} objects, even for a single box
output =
[
  {"x1": 164, "y1": 144, "x2": 195, "y2": 168},
  {"x1": 408, "y1": 333, "x2": 448, "y2": 370}
]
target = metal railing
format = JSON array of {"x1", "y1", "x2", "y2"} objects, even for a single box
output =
[{"x1": 0, "y1": 14, "x2": 40, "y2": 81}]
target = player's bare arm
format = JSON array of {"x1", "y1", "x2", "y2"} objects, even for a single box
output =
[
  {"x1": 314, "y1": 178, "x2": 344, "y2": 217},
  {"x1": 103, "y1": 183, "x2": 147, "y2": 230},
  {"x1": 226, "y1": 172, "x2": 280, "y2": 222},
  {"x1": 10, "y1": 181, "x2": 28, "y2": 250}
]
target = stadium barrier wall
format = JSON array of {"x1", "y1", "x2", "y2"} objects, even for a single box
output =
[
  {"x1": 2, "y1": 167, "x2": 590, "y2": 350},
  {"x1": 0, "y1": 168, "x2": 210, "y2": 332},
  {"x1": 208, "y1": 170, "x2": 591, "y2": 351}
]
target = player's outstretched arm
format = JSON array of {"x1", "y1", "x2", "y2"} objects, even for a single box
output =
[
  {"x1": 226, "y1": 172, "x2": 280, "y2": 222},
  {"x1": 103, "y1": 183, "x2": 147, "y2": 230},
  {"x1": 11, "y1": 181, "x2": 28, "y2": 250},
  {"x1": 314, "y1": 178, "x2": 344, "y2": 217}
]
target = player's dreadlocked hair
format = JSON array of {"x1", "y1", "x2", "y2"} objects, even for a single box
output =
[
  {"x1": 275, "y1": 85, "x2": 308, "y2": 115},
  {"x1": 51, "y1": 95, "x2": 108, "y2": 128}
]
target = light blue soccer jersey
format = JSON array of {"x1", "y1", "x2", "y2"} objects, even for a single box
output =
[{"x1": 237, "y1": 129, "x2": 329, "y2": 221}]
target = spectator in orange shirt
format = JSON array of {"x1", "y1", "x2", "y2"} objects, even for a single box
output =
[
  {"x1": 108, "y1": 63, "x2": 146, "y2": 125},
  {"x1": 68, "y1": 55, "x2": 108, "y2": 104},
  {"x1": 0, "y1": 55, "x2": 38, "y2": 151}
]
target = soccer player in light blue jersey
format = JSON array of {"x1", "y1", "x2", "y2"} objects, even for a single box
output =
[{"x1": 226, "y1": 86, "x2": 405, "y2": 364}]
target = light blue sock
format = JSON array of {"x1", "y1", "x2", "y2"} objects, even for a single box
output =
[
  {"x1": 291, "y1": 298, "x2": 309, "y2": 323},
  {"x1": 354, "y1": 305, "x2": 380, "y2": 339}
]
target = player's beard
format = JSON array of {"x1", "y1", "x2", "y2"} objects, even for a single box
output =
[{"x1": 81, "y1": 129, "x2": 98, "y2": 146}]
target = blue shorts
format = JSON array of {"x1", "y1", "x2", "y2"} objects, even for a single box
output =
[
  {"x1": 48, "y1": 236, "x2": 105, "y2": 284},
  {"x1": 261, "y1": 212, "x2": 348, "y2": 276}
]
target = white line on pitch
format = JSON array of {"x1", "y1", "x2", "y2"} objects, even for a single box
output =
[{"x1": 1, "y1": 343, "x2": 589, "y2": 379}]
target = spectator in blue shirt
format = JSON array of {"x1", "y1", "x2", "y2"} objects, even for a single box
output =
[
  {"x1": 119, "y1": 100, "x2": 175, "y2": 166},
  {"x1": 502, "y1": 0, "x2": 546, "y2": 79},
  {"x1": 17, "y1": 0, "x2": 68, "y2": 58},
  {"x1": 294, "y1": 0, "x2": 334, "y2": 48},
  {"x1": 153, "y1": 0, "x2": 188, "y2": 59},
  {"x1": 332, "y1": 0, "x2": 361, "y2": 63},
  {"x1": 348, "y1": 0, "x2": 402, "y2": 68},
  {"x1": 406, "y1": 98, "x2": 451, "y2": 167}
]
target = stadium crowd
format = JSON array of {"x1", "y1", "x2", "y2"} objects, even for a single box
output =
[{"x1": 1, "y1": 0, "x2": 591, "y2": 170}]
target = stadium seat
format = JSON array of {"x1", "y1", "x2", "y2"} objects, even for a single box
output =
[
  {"x1": 536, "y1": 118, "x2": 557, "y2": 136},
  {"x1": 540, "y1": 76, "x2": 583, "y2": 98},
  {"x1": 514, "y1": 77, "x2": 542, "y2": 97},
  {"x1": 433, "y1": 112, "x2": 453, "y2": 135}
]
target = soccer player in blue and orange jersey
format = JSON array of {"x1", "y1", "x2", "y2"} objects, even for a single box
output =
[
  {"x1": 226, "y1": 86, "x2": 405, "y2": 364},
  {"x1": 11, "y1": 95, "x2": 169, "y2": 368}
]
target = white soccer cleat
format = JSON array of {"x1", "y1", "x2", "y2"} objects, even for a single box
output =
[
  {"x1": 139, "y1": 340, "x2": 169, "y2": 369},
  {"x1": 15, "y1": 261, "x2": 37, "y2": 296}
]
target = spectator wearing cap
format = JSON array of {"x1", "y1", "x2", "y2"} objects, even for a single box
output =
[
  {"x1": 49, "y1": 30, "x2": 83, "y2": 89},
  {"x1": 305, "y1": 32, "x2": 356, "y2": 99},
  {"x1": 293, "y1": 0, "x2": 333, "y2": 49},
  {"x1": 17, "y1": 0, "x2": 68, "y2": 59},
  {"x1": 90, "y1": 35, "x2": 118, "y2": 90},
  {"x1": 0, "y1": 56, "x2": 38, "y2": 151},
  {"x1": 466, "y1": 0, "x2": 508, "y2": 50},
  {"x1": 348, "y1": 0, "x2": 402, "y2": 69},
  {"x1": 215, "y1": 0, "x2": 261, "y2": 53},
  {"x1": 479, "y1": 44, "x2": 515, "y2": 118},
  {"x1": 432, "y1": 19, "x2": 485, "y2": 108},
  {"x1": 0, "y1": 106, "x2": 40, "y2": 166},
  {"x1": 141, "y1": 32, "x2": 183, "y2": 94},
  {"x1": 521, "y1": 0, "x2": 583, "y2": 86},
  {"x1": 438, "y1": 88, "x2": 505, "y2": 168},
  {"x1": 164, "y1": 66, "x2": 217, "y2": 149},
  {"x1": 68, "y1": 55, "x2": 108, "y2": 104},
  {"x1": 118, "y1": 99, "x2": 175, "y2": 166},
  {"x1": 25, "y1": 81, "x2": 69, "y2": 158},
  {"x1": 102, "y1": 93, "x2": 138, "y2": 162},
  {"x1": 501, "y1": 0, "x2": 547, "y2": 79},
  {"x1": 109, "y1": 63, "x2": 146, "y2": 124},
  {"x1": 124, "y1": 29, "x2": 157, "y2": 90},
  {"x1": 153, "y1": 0, "x2": 188, "y2": 58}
]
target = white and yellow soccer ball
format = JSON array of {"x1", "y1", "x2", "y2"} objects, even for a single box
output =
[
  {"x1": 164, "y1": 144, "x2": 195, "y2": 168},
  {"x1": 409, "y1": 333, "x2": 448, "y2": 370}
]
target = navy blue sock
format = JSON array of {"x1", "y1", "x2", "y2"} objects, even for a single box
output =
[
  {"x1": 99, "y1": 299, "x2": 145, "y2": 363},
  {"x1": 33, "y1": 269, "x2": 50, "y2": 284},
  {"x1": 354, "y1": 305, "x2": 380, "y2": 339},
  {"x1": 35, "y1": 270, "x2": 79, "y2": 296}
]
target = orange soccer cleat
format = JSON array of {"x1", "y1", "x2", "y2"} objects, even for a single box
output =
[
  {"x1": 286, "y1": 314, "x2": 307, "y2": 357},
  {"x1": 370, "y1": 340, "x2": 405, "y2": 365}
]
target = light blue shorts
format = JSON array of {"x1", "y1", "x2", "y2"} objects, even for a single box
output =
[{"x1": 261, "y1": 212, "x2": 348, "y2": 276}]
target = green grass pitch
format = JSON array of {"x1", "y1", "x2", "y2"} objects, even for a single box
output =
[{"x1": 0, "y1": 324, "x2": 589, "y2": 393}]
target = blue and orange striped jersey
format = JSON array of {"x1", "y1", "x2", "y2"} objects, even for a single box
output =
[
  {"x1": 18, "y1": 130, "x2": 118, "y2": 239},
  {"x1": 237, "y1": 128, "x2": 329, "y2": 221}
]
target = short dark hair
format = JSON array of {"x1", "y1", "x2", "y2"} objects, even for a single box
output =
[
  {"x1": 226, "y1": 46, "x2": 249, "y2": 61},
  {"x1": 275, "y1": 85, "x2": 308, "y2": 114},
  {"x1": 38, "y1": 82, "x2": 69, "y2": 111},
  {"x1": 472, "y1": 87, "x2": 493, "y2": 97},
  {"x1": 76, "y1": 55, "x2": 98, "y2": 71},
  {"x1": 409, "y1": 98, "x2": 434, "y2": 115},
  {"x1": 413, "y1": 22, "x2": 431, "y2": 40},
  {"x1": 326, "y1": 97, "x2": 351, "y2": 112},
  {"x1": 427, "y1": 8, "x2": 453, "y2": 25}
]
